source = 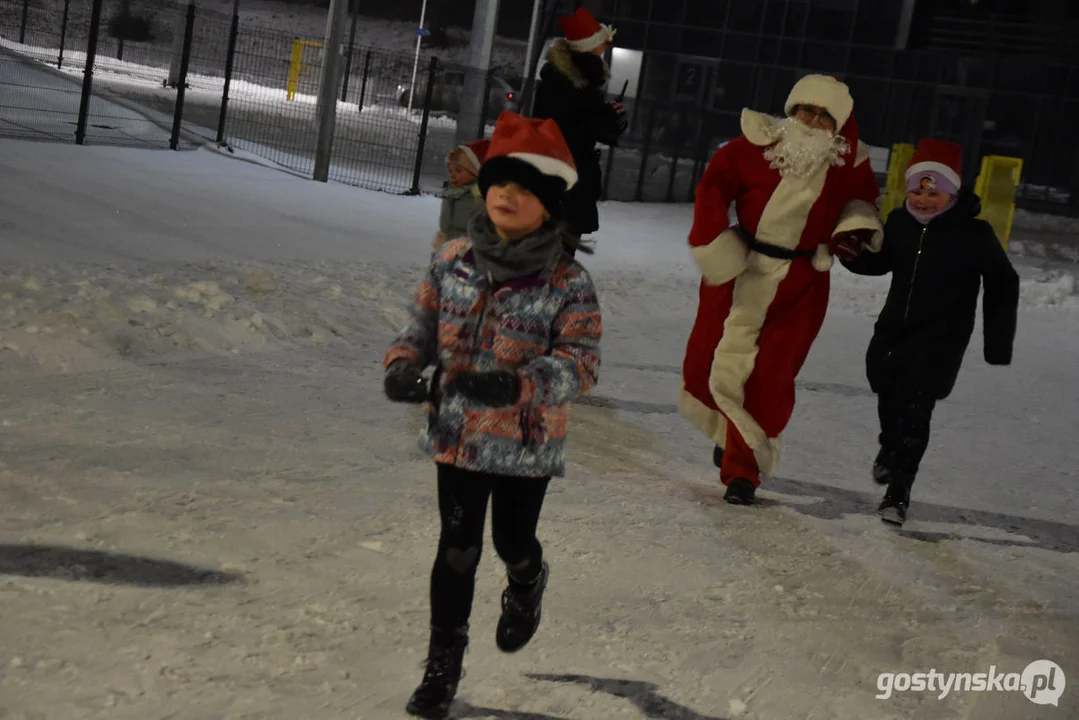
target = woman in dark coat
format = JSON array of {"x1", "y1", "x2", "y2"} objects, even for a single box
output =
[
  {"x1": 532, "y1": 8, "x2": 627, "y2": 250},
  {"x1": 842, "y1": 138, "x2": 1019, "y2": 526}
]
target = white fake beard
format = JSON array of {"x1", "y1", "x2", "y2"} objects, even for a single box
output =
[{"x1": 762, "y1": 117, "x2": 851, "y2": 178}]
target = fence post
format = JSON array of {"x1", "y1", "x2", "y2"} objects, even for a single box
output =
[
  {"x1": 601, "y1": 144, "x2": 615, "y2": 201},
  {"x1": 664, "y1": 106, "x2": 688, "y2": 203},
  {"x1": 216, "y1": 7, "x2": 240, "y2": 144},
  {"x1": 634, "y1": 101, "x2": 658, "y2": 202},
  {"x1": 170, "y1": 3, "x2": 196, "y2": 150},
  {"x1": 19, "y1": 0, "x2": 29, "y2": 44},
  {"x1": 341, "y1": 7, "x2": 360, "y2": 102},
  {"x1": 357, "y1": 49, "x2": 371, "y2": 112},
  {"x1": 58, "y1": 0, "x2": 71, "y2": 69},
  {"x1": 687, "y1": 111, "x2": 709, "y2": 202},
  {"x1": 410, "y1": 56, "x2": 438, "y2": 195},
  {"x1": 476, "y1": 68, "x2": 494, "y2": 138},
  {"x1": 75, "y1": 0, "x2": 105, "y2": 145}
]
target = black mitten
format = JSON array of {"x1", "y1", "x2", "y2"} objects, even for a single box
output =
[
  {"x1": 446, "y1": 370, "x2": 521, "y2": 408},
  {"x1": 384, "y1": 360, "x2": 428, "y2": 404}
]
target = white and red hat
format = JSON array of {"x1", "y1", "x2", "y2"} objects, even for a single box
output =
[
  {"x1": 477, "y1": 112, "x2": 578, "y2": 217},
  {"x1": 906, "y1": 138, "x2": 963, "y2": 193},
  {"x1": 557, "y1": 8, "x2": 615, "y2": 53},
  {"x1": 448, "y1": 138, "x2": 490, "y2": 173},
  {"x1": 784, "y1": 74, "x2": 854, "y2": 130}
]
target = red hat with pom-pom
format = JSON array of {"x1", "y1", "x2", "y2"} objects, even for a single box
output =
[
  {"x1": 557, "y1": 8, "x2": 615, "y2": 53},
  {"x1": 478, "y1": 112, "x2": 578, "y2": 218}
]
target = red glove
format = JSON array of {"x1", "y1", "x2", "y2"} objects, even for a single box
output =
[{"x1": 830, "y1": 229, "x2": 874, "y2": 260}]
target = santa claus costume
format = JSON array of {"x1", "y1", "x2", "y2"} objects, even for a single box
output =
[{"x1": 679, "y1": 74, "x2": 884, "y2": 505}]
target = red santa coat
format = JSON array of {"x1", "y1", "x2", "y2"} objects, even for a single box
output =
[{"x1": 679, "y1": 109, "x2": 883, "y2": 480}]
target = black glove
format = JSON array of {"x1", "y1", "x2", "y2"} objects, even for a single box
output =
[
  {"x1": 446, "y1": 370, "x2": 521, "y2": 408},
  {"x1": 384, "y1": 360, "x2": 428, "y2": 404}
]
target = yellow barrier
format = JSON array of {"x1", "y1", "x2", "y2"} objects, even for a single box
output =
[
  {"x1": 880, "y1": 143, "x2": 915, "y2": 220},
  {"x1": 286, "y1": 39, "x2": 324, "y2": 101},
  {"x1": 974, "y1": 155, "x2": 1023, "y2": 250}
]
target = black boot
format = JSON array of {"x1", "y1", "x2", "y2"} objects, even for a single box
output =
[
  {"x1": 872, "y1": 447, "x2": 896, "y2": 485},
  {"x1": 724, "y1": 477, "x2": 756, "y2": 506},
  {"x1": 406, "y1": 625, "x2": 469, "y2": 719},
  {"x1": 496, "y1": 560, "x2": 549, "y2": 653},
  {"x1": 878, "y1": 475, "x2": 913, "y2": 526},
  {"x1": 712, "y1": 445, "x2": 725, "y2": 469}
]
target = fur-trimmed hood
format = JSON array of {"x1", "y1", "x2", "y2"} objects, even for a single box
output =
[{"x1": 544, "y1": 38, "x2": 610, "y2": 90}]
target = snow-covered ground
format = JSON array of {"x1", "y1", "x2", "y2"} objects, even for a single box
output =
[{"x1": 1, "y1": 138, "x2": 1078, "y2": 720}]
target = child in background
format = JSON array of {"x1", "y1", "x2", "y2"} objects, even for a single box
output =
[
  {"x1": 384, "y1": 112, "x2": 601, "y2": 719},
  {"x1": 433, "y1": 139, "x2": 489, "y2": 252},
  {"x1": 841, "y1": 138, "x2": 1019, "y2": 526}
]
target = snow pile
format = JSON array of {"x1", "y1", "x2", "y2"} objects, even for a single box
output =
[
  {"x1": 1017, "y1": 268, "x2": 1079, "y2": 310},
  {"x1": 0, "y1": 262, "x2": 420, "y2": 373}
]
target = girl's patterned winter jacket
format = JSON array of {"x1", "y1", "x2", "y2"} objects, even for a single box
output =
[{"x1": 384, "y1": 238, "x2": 602, "y2": 478}]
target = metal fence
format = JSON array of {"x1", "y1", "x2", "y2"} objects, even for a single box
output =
[
  {"x1": 599, "y1": 48, "x2": 1079, "y2": 212},
  {"x1": 3, "y1": 0, "x2": 1079, "y2": 214}
]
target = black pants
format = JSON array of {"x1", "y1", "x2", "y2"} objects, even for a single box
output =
[
  {"x1": 429, "y1": 464, "x2": 550, "y2": 629},
  {"x1": 877, "y1": 390, "x2": 937, "y2": 476}
]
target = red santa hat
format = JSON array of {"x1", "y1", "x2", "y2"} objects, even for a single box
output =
[
  {"x1": 477, "y1": 112, "x2": 578, "y2": 218},
  {"x1": 557, "y1": 8, "x2": 615, "y2": 53},
  {"x1": 905, "y1": 138, "x2": 963, "y2": 193},
  {"x1": 448, "y1": 139, "x2": 490, "y2": 174},
  {"x1": 784, "y1": 74, "x2": 854, "y2": 130}
]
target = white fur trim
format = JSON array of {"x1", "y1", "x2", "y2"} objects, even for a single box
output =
[
  {"x1": 678, "y1": 387, "x2": 728, "y2": 446},
  {"x1": 508, "y1": 151, "x2": 579, "y2": 190},
  {"x1": 784, "y1": 74, "x2": 854, "y2": 130},
  {"x1": 691, "y1": 228, "x2": 748, "y2": 286},
  {"x1": 458, "y1": 145, "x2": 480, "y2": 172},
  {"x1": 812, "y1": 243, "x2": 833, "y2": 272},
  {"x1": 905, "y1": 160, "x2": 961, "y2": 189},
  {"x1": 702, "y1": 165, "x2": 829, "y2": 477},
  {"x1": 567, "y1": 25, "x2": 611, "y2": 53},
  {"x1": 741, "y1": 109, "x2": 782, "y2": 147},
  {"x1": 855, "y1": 140, "x2": 871, "y2": 167},
  {"x1": 832, "y1": 198, "x2": 885, "y2": 252},
  {"x1": 707, "y1": 262, "x2": 788, "y2": 477}
]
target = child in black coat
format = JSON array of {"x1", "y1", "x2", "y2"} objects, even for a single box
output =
[{"x1": 841, "y1": 138, "x2": 1019, "y2": 526}]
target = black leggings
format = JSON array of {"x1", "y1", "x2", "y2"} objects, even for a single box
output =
[
  {"x1": 878, "y1": 391, "x2": 937, "y2": 476},
  {"x1": 429, "y1": 464, "x2": 550, "y2": 629}
]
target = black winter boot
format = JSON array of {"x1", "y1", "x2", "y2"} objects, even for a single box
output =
[
  {"x1": 878, "y1": 475, "x2": 913, "y2": 526},
  {"x1": 496, "y1": 560, "x2": 549, "y2": 653},
  {"x1": 872, "y1": 447, "x2": 896, "y2": 485},
  {"x1": 406, "y1": 625, "x2": 469, "y2": 719},
  {"x1": 712, "y1": 445, "x2": 725, "y2": 469},
  {"x1": 724, "y1": 477, "x2": 756, "y2": 506}
]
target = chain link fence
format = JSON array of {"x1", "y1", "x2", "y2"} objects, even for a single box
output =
[{"x1": 3, "y1": 0, "x2": 1079, "y2": 214}]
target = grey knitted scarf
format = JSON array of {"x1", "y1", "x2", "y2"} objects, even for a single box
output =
[{"x1": 467, "y1": 213, "x2": 564, "y2": 284}]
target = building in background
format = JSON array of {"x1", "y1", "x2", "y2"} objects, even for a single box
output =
[{"x1": 586, "y1": 0, "x2": 1079, "y2": 210}]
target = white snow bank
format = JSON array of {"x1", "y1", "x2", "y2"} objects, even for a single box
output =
[{"x1": 0, "y1": 262, "x2": 419, "y2": 373}]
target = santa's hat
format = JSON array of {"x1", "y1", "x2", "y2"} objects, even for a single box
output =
[
  {"x1": 478, "y1": 112, "x2": 578, "y2": 218},
  {"x1": 557, "y1": 8, "x2": 615, "y2": 53},
  {"x1": 784, "y1": 74, "x2": 854, "y2": 130},
  {"x1": 448, "y1": 139, "x2": 490, "y2": 174},
  {"x1": 905, "y1": 138, "x2": 963, "y2": 193}
]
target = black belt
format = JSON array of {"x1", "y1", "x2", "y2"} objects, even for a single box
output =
[{"x1": 731, "y1": 225, "x2": 815, "y2": 260}]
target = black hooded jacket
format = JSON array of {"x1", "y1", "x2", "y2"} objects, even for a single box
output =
[
  {"x1": 841, "y1": 189, "x2": 1020, "y2": 400},
  {"x1": 532, "y1": 39, "x2": 626, "y2": 236}
]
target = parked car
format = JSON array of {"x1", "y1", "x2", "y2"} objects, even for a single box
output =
[{"x1": 397, "y1": 69, "x2": 518, "y2": 115}]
